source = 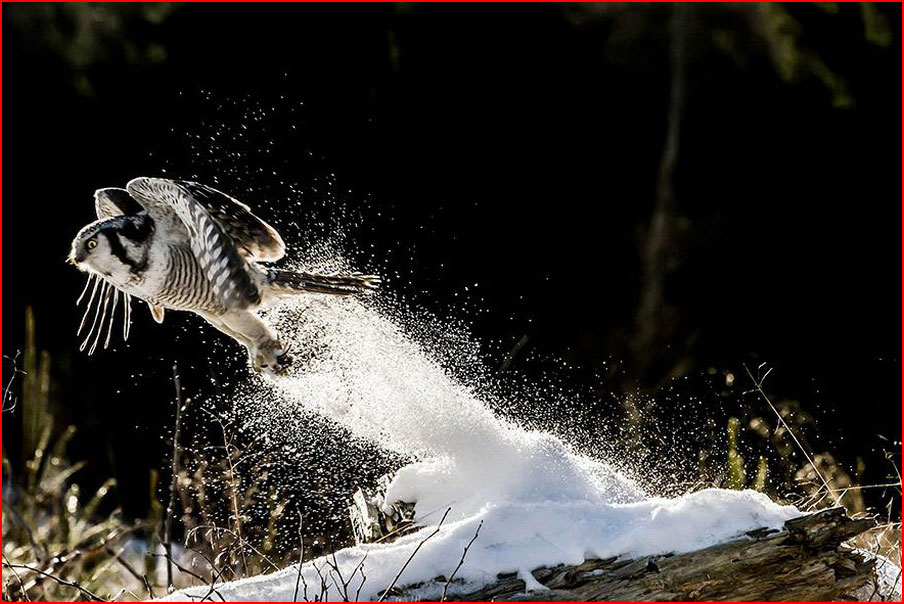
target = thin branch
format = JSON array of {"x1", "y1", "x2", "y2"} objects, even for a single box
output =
[
  {"x1": 311, "y1": 559, "x2": 329, "y2": 601},
  {"x1": 2, "y1": 554, "x2": 31, "y2": 602},
  {"x1": 293, "y1": 510, "x2": 308, "y2": 603},
  {"x1": 212, "y1": 412, "x2": 249, "y2": 576},
  {"x1": 188, "y1": 524, "x2": 281, "y2": 573},
  {"x1": 325, "y1": 538, "x2": 351, "y2": 602},
  {"x1": 194, "y1": 556, "x2": 232, "y2": 603},
  {"x1": 149, "y1": 552, "x2": 211, "y2": 585},
  {"x1": 2, "y1": 561, "x2": 107, "y2": 602},
  {"x1": 164, "y1": 363, "x2": 187, "y2": 593},
  {"x1": 354, "y1": 557, "x2": 368, "y2": 603},
  {"x1": 105, "y1": 547, "x2": 154, "y2": 599},
  {"x1": 441, "y1": 519, "x2": 483, "y2": 601},
  {"x1": 743, "y1": 364, "x2": 841, "y2": 507},
  {"x1": 377, "y1": 507, "x2": 451, "y2": 602},
  {"x1": 2, "y1": 351, "x2": 26, "y2": 412}
]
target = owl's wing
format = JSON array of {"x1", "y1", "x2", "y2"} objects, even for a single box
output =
[
  {"x1": 94, "y1": 188, "x2": 145, "y2": 219},
  {"x1": 169, "y1": 180, "x2": 285, "y2": 262},
  {"x1": 126, "y1": 177, "x2": 264, "y2": 308}
]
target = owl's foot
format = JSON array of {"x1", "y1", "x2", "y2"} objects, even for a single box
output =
[{"x1": 251, "y1": 340, "x2": 293, "y2": 375}]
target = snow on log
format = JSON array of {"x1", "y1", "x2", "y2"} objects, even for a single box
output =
[
  {"x1": 165, "y1": 492, "x2": 900, "y2": 602},
  {"x1": 436, "y1": 507, "x2": 887, "y2": 601},
  {"x1": 350, "y1": 477, "x2": 895, "y2": 602}
]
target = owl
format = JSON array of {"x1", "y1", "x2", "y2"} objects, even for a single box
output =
[{"x1": 69, "y1": 177, "x2": 379, "y2": 374}]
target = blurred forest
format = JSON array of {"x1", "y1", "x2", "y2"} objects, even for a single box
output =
[{"x1": 1, "y1": 3, "x2": 901, "y2": 600}]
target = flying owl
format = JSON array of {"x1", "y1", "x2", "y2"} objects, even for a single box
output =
[{"x1": 68, "y1": 177, "x2": 379, "y2": 374}]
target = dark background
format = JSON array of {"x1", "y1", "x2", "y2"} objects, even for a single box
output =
[{"x1": 2, "y1": 4, "x2": 900, "y2": 520}]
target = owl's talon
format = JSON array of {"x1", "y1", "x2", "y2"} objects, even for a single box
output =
[{"x1": 252, "y1": 341, "x2": 292, "y2": 375}]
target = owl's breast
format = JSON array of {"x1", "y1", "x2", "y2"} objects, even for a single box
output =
[{"x1": 139, "y1": 243, "x2": 230, "y2": 313}]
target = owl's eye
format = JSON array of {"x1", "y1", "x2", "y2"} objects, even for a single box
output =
[{"x1": 86, "y1": 239, "x2": 98, "y2": 251}]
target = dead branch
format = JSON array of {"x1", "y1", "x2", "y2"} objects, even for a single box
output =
[
  {"x1": 441, "y1": 519, "x2": 483, "y2": 601},
  {"x1": 3, "y1": 560, "x2": 107, "y2": 602},
  {"x1": 2, "y1": 554, "x2": 31, "y2": 602},
  {"x1": 104, "y1": 547, "x2": 154, "y2": 599},
  {"x1": 744, "y1": 363, "x2": 842, "y2": 507},
  {"x1": 293, "y1": 510, "x2": 308, "y2": 602},
  {"x1": 377, "y1": 507, "x2": 451, "y2": 602},
  {"x1": 149, "y1": 552, "x2": 211, "y2": 586},
  {"x1": 164, "y1": 362, "x2": 188, "y2": 593}
]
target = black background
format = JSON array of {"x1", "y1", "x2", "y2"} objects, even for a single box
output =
[{"x1": 2, "y1": 3, "x2": 900, "y2": 517}]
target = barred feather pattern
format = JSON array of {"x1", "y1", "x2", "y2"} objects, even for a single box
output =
[
  {"x1": 175, "y1": 181, "x2": 285, "y2": 261},
  {"x1": 128, "y1": 178, "x2": 261, "y2": 309},
  {"x1": 267, "y1": 268, "x2": 381, "y2": 296},
  {"x1": 154, "y1": 245, "x2": 228, "y2": 312}
]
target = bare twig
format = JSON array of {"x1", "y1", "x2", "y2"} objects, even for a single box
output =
[
  {"x1": 105, "y1": 547, "x2": 154, "y2": 599},
  {"x1": 743, "y1": 364, "x2": 841, "y2": 507},
  {"x1": 323, "y1": 545, "x2": 369, "y2": 603},
  {"x1": 354, "y1": 556, "x2": 368, "y2": 603},
  {"x1": 293, "y1": 510, "x2": 308, "y2": 602},
  {"x1": 187, "y1": 525, "x2": 281, "y2": 573},
  {"x1": 211, "y1": 411, "x2": 250, "y2": 576},
  {"x1": 193, "y1": 555, "x2": 233, "y2": 603},
  {"x1": 2, "y1": 560, "x2": 107, "y2": 602},
  {"x1": 441, "y1": 519, "x2": 483, "y2": 601},
  {"x1": 149, "y1": 552, "x2": 211, "y2": 585},
  {"x1": 2, "y1": 554, "x2": 31, "y2": 602},
  {"x1": 377, "y1": 507, "x2": 451, "y2": 602},
  {"x1": 324, "y1": 536, "x2": 355, "y2": 602},
  {"x1": 311, "y1": 559, "x2": 329, "y2": 601},
  {"x1": 2, "y1": 351, "x2": 26, "y2": 412},
  {"x1": 164, "y1": 363, "x2": 187, "y2": 593}
]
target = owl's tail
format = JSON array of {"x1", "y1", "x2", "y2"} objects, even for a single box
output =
[{"x1": 266, "y1": 268, "x2": 380, "y2": 296}]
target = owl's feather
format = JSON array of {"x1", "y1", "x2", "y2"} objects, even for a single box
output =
[
  {"x1": 171, "y1": 181, "x2": 285, "y2": 262},
  {"x1": 94, "y1": 188, "x2": 144, "y2": 219},
  {"x1": 127, "y1": 177, "x2": 265, "y2": 308},
  {"x1": 267, "y1": 268, "x2": 380, "y2": 296}
]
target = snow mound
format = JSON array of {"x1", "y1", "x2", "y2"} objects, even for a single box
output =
[
  {"x1": 164, "y1": 489, "x2": 797, "y2": 601},
  {"x1": 164, "y1": 295, "x2": 801, "y2": 601}
]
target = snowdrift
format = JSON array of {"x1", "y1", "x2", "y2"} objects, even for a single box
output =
[{"x1": 163, "y1": 488, "x2": 798, "y2": 601}]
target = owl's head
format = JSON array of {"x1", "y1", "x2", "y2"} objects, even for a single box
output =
[{"x1": 69, "y1": 214, "x2": 154, "y2": 284}]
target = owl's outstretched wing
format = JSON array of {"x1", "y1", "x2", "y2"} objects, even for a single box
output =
[
  {"x1": 169, "y1": 180, "x2": 285, "y2": 262},
  {"x1": 94, "y1": 188, "x2": 145, "y2": 219},
  {"x1": 126, "y1": 177, "x2": 264, "y2": 308}
]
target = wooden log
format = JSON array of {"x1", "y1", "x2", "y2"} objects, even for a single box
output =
[
  {"x1": 349, "y1": 477, "x2": 894, "y2": 601},
  {"x1": 448, "y1": 508, "x2": 886, "y2": 602}
]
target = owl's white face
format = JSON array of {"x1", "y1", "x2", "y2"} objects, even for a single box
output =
[
  {"x1": 69, "y1": 228, "x2": 120, "y2": 281},
  {"x1": 69, "y1": 215, "x2": 154, "y2": 287}
]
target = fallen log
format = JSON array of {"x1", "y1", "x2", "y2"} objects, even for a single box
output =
[
  {"x1": 448, "y1": 507, "x2": 886, "y2": 601},
  {"x1": 350, "y1": 478, "x2": 897, "y2": 601}
]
